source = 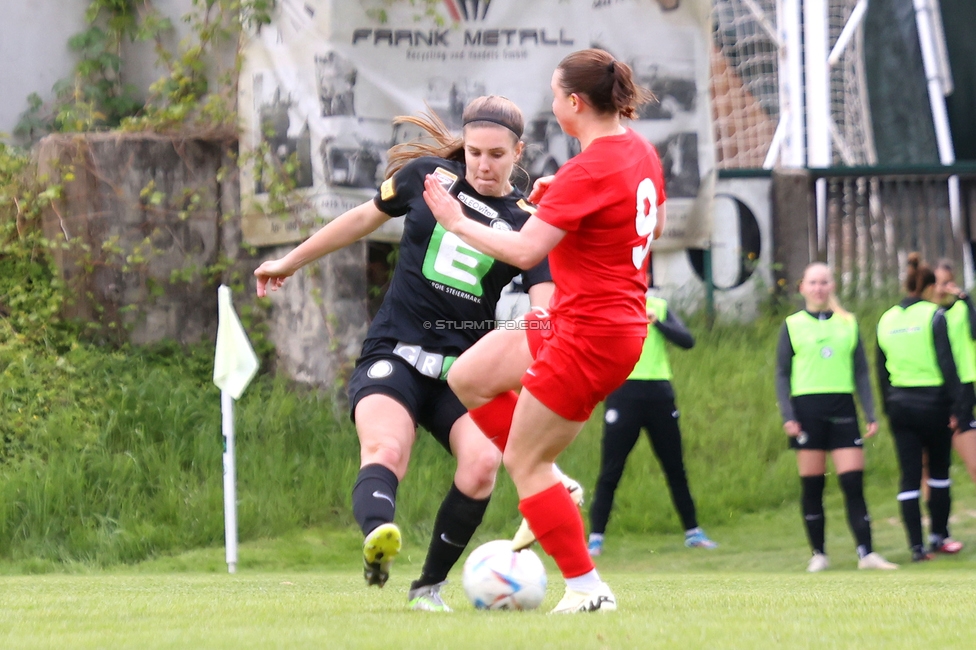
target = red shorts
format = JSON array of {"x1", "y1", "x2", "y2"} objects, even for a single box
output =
[{"x1": 522, "y1": 310, "x2": 645, "y2": 422}]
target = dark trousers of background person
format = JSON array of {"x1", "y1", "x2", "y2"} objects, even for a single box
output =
[
  {"x1": 887, "y1": 401, "x2": 953, "y2": 549},
  {"x1": 590, "y1": 388, "x2": 698, "y2": 535}
]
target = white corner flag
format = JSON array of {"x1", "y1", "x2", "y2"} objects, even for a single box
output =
[{"x1": 213, "y1": 285, "x2": 259, "y2": 574}]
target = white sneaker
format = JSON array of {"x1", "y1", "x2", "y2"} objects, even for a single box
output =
[
  {"x1": 550, "y1": 582, "x2": 617, "y2": 614},
  {"x1": 857, "y1": 552, "x2": 898, "y2": 570},
  {"x1": 806, "y1": 553, "x2": 829, "y2": 573},
  {"x1": 511, "y1": 472, "x2": 584, "y2": 551}
]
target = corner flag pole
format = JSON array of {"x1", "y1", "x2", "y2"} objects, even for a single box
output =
[
  {"x1": 221, "y1": 390, "x2": 239, "y2": 573},
  {"x1": 213, "y1": 285, "x2": 259, "y2": 574}
]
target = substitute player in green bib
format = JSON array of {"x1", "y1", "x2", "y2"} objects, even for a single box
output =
[
  {"x1": 877, "y1": 253, "x2": 966, "y2": 561},
  {"x1": 776, "y1": 263, "x2": 896, "y2": 571},
  {"x1": 587, "y1": 291, "x2": 717, "y2": 556},
  {"x1": 933, "y1": 259, "x2": 976, "y2": 493}
]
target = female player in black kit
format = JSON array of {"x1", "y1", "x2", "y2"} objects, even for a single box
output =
[
  {"x1": 587, "y1": 288, "x2": 717, "y2": 556},
  {"x1": 776, "y1": 263, "x2": 896, "y2": 571},
  {"x1": 254, "y1": 96, "x2": 555, "y2": 611}
]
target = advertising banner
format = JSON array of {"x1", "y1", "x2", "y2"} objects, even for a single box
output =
[{"x1": 240, "y1": 0, "x2": 714, "y2": 249}]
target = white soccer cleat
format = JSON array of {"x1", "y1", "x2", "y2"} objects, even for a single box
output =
[
  {"x1": 550, "y1": 582, "x2": 617, "y2": 614},
  {"x1": 857, "y1": 552, "x2": 898, "y2": 570},
  {"x1": 512, "y1": 471, "x2": 584, "y2": 551},
  {"x1": 806, "y1": 552, "x2": 829, "y2": 573}
]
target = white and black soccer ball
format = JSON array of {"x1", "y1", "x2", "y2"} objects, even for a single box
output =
[{"x1": 462, "y1": 540, "x2": 547, "y2": 610}]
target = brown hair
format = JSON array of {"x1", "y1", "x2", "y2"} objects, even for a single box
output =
[
  {"x1": 556, "y1": 48, "x2": 655, "y2": 119},
  {"x1": 905, "y1": 252, "x2": 936, "y2": 296},
  {"x1": 384, "y1": 96, "x2": 524, "y2": 178}
]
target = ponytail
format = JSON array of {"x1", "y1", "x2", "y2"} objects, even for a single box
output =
[
  {"x1": 905, "y1": 252, "x2": 936, "y2": 297},
  {"x1": 556, "y1": 49, "x2": 655, "y2": 119}
]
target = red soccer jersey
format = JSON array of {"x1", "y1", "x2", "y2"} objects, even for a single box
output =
[{"x1": 535, "y1": 128, "x2": 667, "y2": 337}]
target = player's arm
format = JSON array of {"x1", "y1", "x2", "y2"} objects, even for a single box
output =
[
  {"x1": 654, "y1": 308, "x2": 694, "y2": 349},
  {"x1": 255, "y1": 201, "x2": 390, "y2": 297},
  {"x1": 852, "y1": 336, "x2": 877, "y2": 426},
  {"x1": 775, "y1": 324, "x2": 799, "y2": 432},
  {"x1": 423, "y1": 175, "x2": 564, "y2": 269}
]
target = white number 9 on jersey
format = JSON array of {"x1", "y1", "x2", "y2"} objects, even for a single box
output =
[{"x1": 631, "y1": 178, "x2": 658, "y2": 269}]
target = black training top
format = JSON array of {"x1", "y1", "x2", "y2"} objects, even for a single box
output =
[{"x1": 369, "y1": 156, "x2": 551, "y2": 355}]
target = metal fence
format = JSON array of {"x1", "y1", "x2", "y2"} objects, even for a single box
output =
[{"x1": 812, "y1": 164, "x2": 976, "y2": 299}]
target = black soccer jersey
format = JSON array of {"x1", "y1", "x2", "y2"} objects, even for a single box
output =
[{"x1": 369, "y1": 156, "x2": 551, "y2": 355}]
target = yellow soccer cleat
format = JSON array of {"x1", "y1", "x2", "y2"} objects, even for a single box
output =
[{"x1": 363, "y1": 523, "x2": 401, "y2": 587}]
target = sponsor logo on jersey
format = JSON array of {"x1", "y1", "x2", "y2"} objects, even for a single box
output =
[
  {"x1": 432, "y1": 167, "x2": 458, "y2": 192},
  {"x1": 367, "y1": 360, "x2": 394, "y2": 379},
  {"x1": 490, "y1": 218, "x2": 512, "y2": 231},
  {"x1": 422, "y1": 223, "x2": 494, "y2": 298},
  {"x1": 516, "y1": 199, "x2": 537, "y2": 215},
  {"x1": 820, "y1": 346, "x2": 834, "y2": 358},
  {"x1": 605, "y1": 408, "x2": 619, "y2": 424},
  {"x1": 457, "y1": 191, "x2": 499, "y2": 220},
  {"x1": 380, "y1": 177, "x2": 395, "y2": 200}
]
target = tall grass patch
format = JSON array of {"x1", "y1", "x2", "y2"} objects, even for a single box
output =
[{"x1": 0, "y1": 296, "x2": 932, "y2": 566}]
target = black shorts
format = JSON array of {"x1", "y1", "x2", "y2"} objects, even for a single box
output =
[
  {"x1": 789, "y1": 393, "x2": 862, "y2": 451},
  {"x1": 960, "y1": 383, "x2": 976, "y2": 432},
  {"x1": 347, "y1": 338, "x2": 466, "y2": 452}
]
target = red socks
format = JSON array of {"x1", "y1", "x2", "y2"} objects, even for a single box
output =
[
  {"x1": 518, "y1": 482, "x2": 594, "y2": 578},
  {"x1": 468, "y1": 391, "x2": 518, "y2": 451}
]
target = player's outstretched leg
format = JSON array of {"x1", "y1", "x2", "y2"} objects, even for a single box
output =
[{"x1": 408, "y1": 482, "x2": 491, "y2": 611}]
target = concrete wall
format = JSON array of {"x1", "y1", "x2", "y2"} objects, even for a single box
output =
[
  {"x1": 0, "y1": 0, "x2": 231, "y2": 139},
  {"x1": 35, "y1": 132, "x2": 369, "y2": 389},
  {"x1": 0, "y1": 0, "x2": 88, "y2": 136}
]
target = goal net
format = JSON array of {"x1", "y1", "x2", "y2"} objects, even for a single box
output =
[{"x1": 709, "y1": 0, "x2": 876, "y2": 169}]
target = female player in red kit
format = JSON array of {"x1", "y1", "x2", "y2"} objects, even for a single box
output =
[{"x1": 424, "y1": 48, "x2": 666, "y2": 613}]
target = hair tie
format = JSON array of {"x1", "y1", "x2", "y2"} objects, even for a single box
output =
[{"x1": 608, "y1": 61, "x2": 616, "y2": 74}]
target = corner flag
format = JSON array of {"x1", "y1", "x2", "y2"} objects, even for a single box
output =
[
  {"x1": 213, "y1": 285, "x2": 259, "y2": 399},
  {"x1": 212, "y1": 284, "x2": 259, "y2": 574}
]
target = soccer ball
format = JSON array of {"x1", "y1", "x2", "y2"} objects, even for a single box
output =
[{"x1": 462, "y1": 540, "x2": 547, "y2": 610}]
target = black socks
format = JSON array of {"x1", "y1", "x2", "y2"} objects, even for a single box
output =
[
  {"x1": 352, "y1": 464, "x2": 399, "y2": 536},
  {"x1": 838, "y1": 471, "x2": 873, "y2": 558},
  {"x1": 800, "y1": 474, "x2": 826, "y2": 554},
  {"x1": 411, "y1": 483, "x2": 490, "y2": 590}
]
